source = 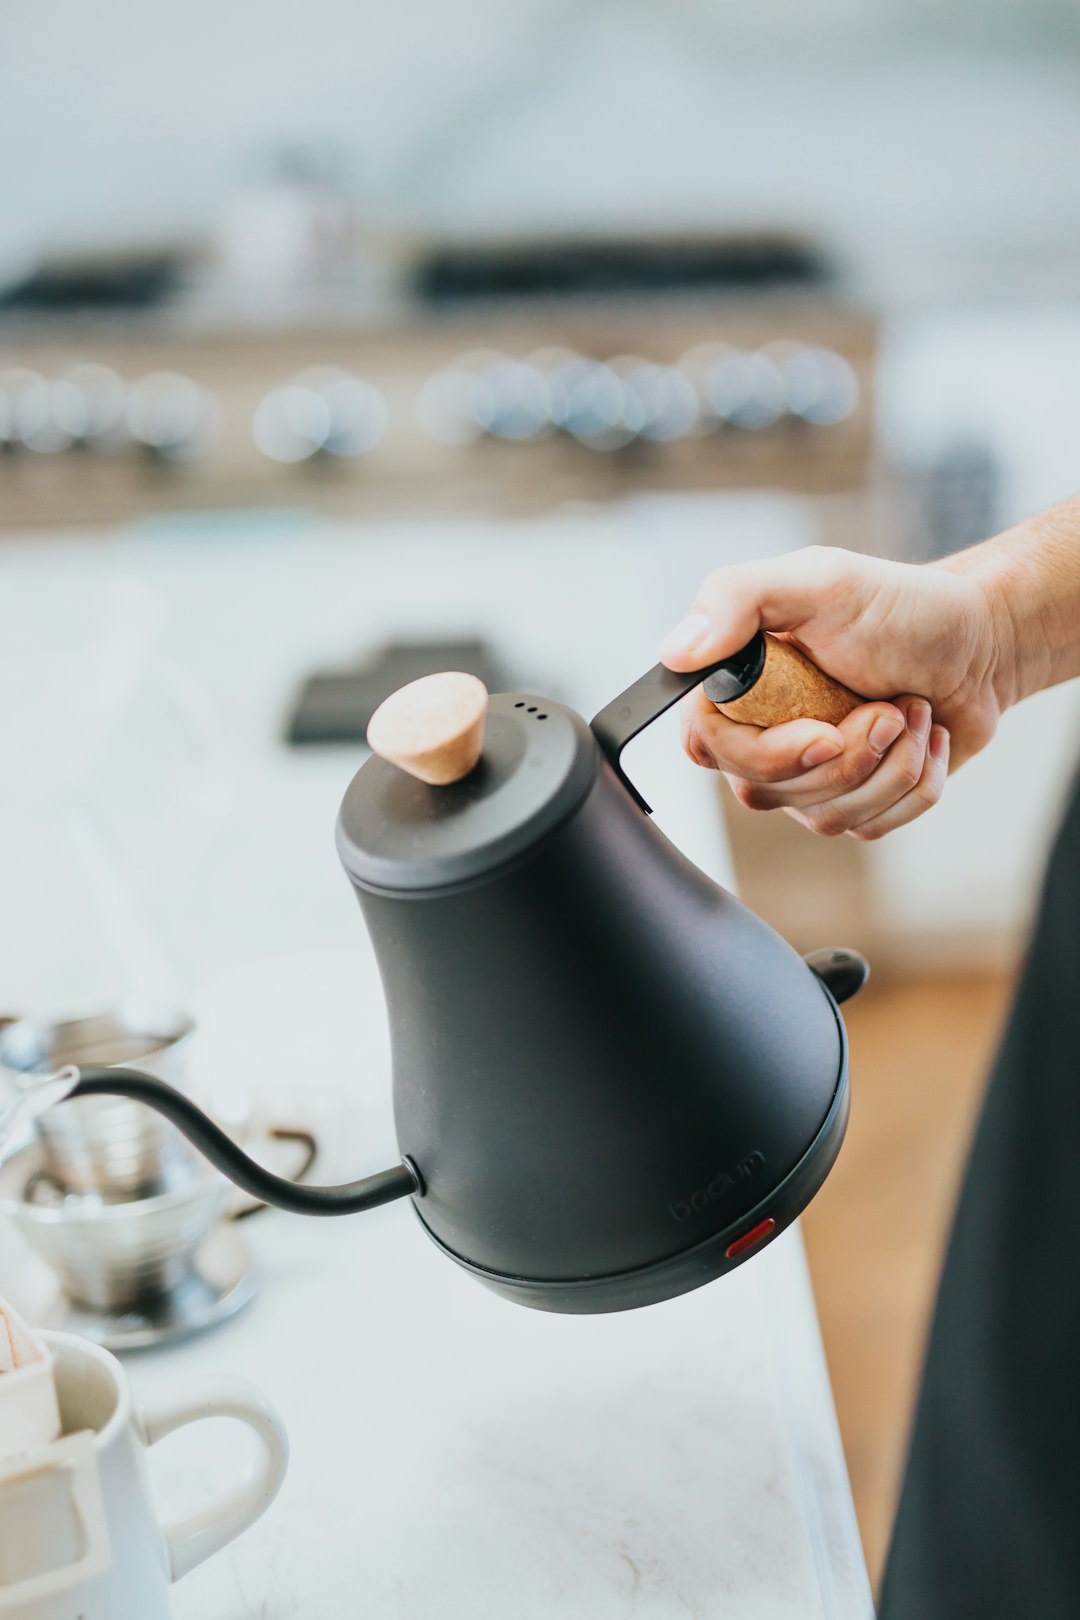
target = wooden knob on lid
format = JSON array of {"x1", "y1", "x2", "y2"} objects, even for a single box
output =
[{"x1": 366, "y1": 671, "x2": 489, "y2": 785}]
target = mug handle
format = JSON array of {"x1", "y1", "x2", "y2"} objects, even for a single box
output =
[{"x1": 139, "y1": 1377, "x2": 289, "y2": 1582}]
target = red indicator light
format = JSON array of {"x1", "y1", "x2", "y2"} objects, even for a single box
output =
[{"x1": 725, "y1": 1217, "x2": 776, "y2": 1260}]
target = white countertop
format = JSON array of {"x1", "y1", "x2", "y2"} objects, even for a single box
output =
[
  {"x1": 0, "y1": 504, "x2": 871, "y2": 1616},
  {"x1": 151, "y1": 1202, "x2": 869, "y2": 1620}
]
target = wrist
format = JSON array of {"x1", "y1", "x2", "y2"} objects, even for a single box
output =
[
  {"x1": 937, "y1": 534, "x2": 1033, "y2": 714},
  {"x1": 937, "y1": 508, "x2": 1080, "y2": 711}
]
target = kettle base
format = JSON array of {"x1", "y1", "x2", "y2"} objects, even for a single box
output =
[{"x1": 413, "y1": 1066, "x2": 850, "y2": 1315}]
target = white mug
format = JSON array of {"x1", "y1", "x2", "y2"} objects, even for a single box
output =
[{"x1": 0, "y1": 1331, "x2": 288, "y2": 1619}]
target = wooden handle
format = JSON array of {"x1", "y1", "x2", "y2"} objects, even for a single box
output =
[
  {"x1": 366, "y1": 672, "x2": 488, "y2": 784},
  {"x1": 713, "y1": 634, "x2": 862, "y2": 728}
]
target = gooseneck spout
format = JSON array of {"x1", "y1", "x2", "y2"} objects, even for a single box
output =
[{"x1": 70, "y1": 1067, "x2": 422, "y2": 1215}]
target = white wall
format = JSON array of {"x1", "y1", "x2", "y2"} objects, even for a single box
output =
[
  {"x1": 3, "y1": 0, "x2": 1080, "y2": 306},
  {"x1": 869, "y1": 310, "x2": 1080, "y2": 962}
]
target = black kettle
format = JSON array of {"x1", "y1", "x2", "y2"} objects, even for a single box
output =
[{"x1": 55, "y1": 633, "x2": 868, "y2": 1315}]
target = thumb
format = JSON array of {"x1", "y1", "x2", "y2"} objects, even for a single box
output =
[{"x1": 658, "y1": 547, "x2": 870, "y2": 671}]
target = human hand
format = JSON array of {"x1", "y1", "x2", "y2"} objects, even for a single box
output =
[{"x1": 659, "y1": 545, "x2": 1007, "y2": 840}]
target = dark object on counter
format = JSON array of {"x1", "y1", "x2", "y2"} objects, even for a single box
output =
[
  {"x1": 0, "y1": 250, "x2": 183, "y2": 312},
  {"x1": 56, "y1": 636, "x2": 868, "y2": 1315},
  {"x1": 415, "y1": 232, "x2": 833, "y2": 304},
  {"x1": 904, "y1": 439, "x2": 1002, "y2": 562},
  {"x1": 284, "y1": 639, "x2": 513, "y2": 746}
]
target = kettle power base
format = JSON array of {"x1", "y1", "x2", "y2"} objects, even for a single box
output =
[{"x1": 413, "y1": 1063, "x2": 850, "y2": 1316}]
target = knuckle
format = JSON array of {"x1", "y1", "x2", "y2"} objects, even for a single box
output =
[
  {"x1": 895, "y1": 754, "x2": 922, "y2": 791},
  {"x1": 700, "y1": 566, "x2": 732, "y2": 605},
  {"x1": 799, "y1": 544, "x2": 845, "y2": 588},
  {"x1": 683, "y1": 722, "x2": 716, "y2": 771},
  {"x1": 730, "y1": 777, "x2": 772, "y2": 812},
  {"x1": 756, "y1": 753, "x2": 795, "y2": 785},
  {"x1": 805, "y1": 802, "x2": 850, "y2": 838},
  {"x1": 838, "y1": 752, "x2": 872, "y2": 789},
  {"x1": 707, "y1": 731, "x2": 793, "y2": 785}
]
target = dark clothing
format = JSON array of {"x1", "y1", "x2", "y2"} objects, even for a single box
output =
[{"x1": 880, "y1": 773, "x2": 1080, "y2": 1618}]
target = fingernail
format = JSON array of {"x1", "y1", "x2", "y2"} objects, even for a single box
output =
[
  {"x1": 908, "y1": 700, "x2": 932, "y2": 743},
  {"x1": 658, "y1": 611, "x2": 711, "y2": 661},
  {"x1": 801, "y1": 736, "x2": 844, "y2": 770},
  {"x1": 930, "y1": 725, "x2": 950, "y2": 764},
  {"x1": 868, "y1": 713, "x2": 905, "y2": 755}
]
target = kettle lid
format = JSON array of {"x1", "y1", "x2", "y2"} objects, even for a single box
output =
[{"x1": 337, "y1": 694, "x2": 597, "y2": 892}]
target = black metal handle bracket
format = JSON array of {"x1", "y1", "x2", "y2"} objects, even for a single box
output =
[{"x1": 590, "y1": 634, "x2": 765, "y2": 813}]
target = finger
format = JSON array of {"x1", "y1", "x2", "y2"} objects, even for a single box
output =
[
  {"x1": 846, "y1": 725, "x2": 950, "y2": 841},
  {"x1": 658, "y1": 545, "x2": 882, "y2": 671},
  {"x1": 704, "y1": 699, "x2": 909, "y2": 803},
  {"x1": 680, "y1": 689, "x2": 844, "y2": 783},
  {"x1": 784, "y1": 699, "x2": 933, "y2": 836}
]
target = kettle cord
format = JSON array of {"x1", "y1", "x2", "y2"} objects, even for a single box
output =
[{"x1": 70, "y1": 1066, "x2": 422, "y2": 1216}]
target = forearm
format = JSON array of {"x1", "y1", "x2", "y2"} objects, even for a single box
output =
[{"x1": 940, "y1": 498, "x2": 1080, "y2": 712}]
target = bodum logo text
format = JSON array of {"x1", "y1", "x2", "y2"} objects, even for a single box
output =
[{"x1": 669, "y1": 1149, "x2": 765, "y2": 1222}]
